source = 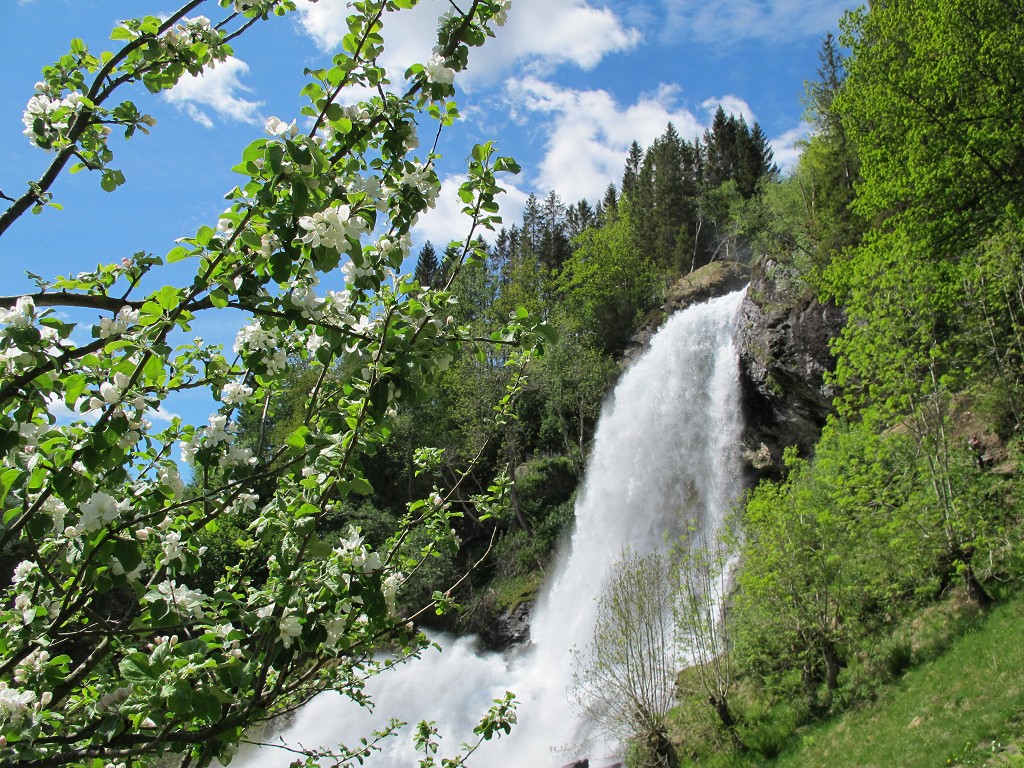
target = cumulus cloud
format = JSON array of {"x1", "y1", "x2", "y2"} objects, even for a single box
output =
[
  {"x1": 662, "y1": 0, "x2": 848, "y2": 43},
  {"x1": 295, "y1": 0, "x2": 640, "y2": 87},
  {"x1": 414, "y1": 174, "x2": 530, "y2": 248},
  {"x1": 164, "y1": 56, "x2": 263, "y2": 128},
  {"x1": 45, "y1": 394, "x2": 180, "y2": 425},
  {"x1": 701, "y1": 95, "x2": 756, "y2": 126},
  {"x1": 769, "y1": 122, "x2": 811, "y2": 174},
  {"x1": 505, "y1": 78, "x2": 756, "y2": 204}
]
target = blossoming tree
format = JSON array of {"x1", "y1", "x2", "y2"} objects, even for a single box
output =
[{"x1": 0, "y1": 0, "x2": 533, "y2": 765}]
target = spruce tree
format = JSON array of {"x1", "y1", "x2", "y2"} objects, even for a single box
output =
[
  {"x1": 651, "y1": 123, "x2": 694, "y2": 272},
  {"x1": 414, "y1": 240, "x2": 440, "y2": 288},
  {"x1": 621, "y1": 140, "x2": 645, "y2": 201},
  {"x1": 539, "y1": 190, "x2": 572, "y2": 272}
]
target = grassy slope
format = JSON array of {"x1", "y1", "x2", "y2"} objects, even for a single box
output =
[{"x1": 770, "y1": 595, "x2": 1024, "y2": 768}]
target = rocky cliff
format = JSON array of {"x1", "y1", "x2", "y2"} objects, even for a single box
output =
[
  {"x1": 735, "y1": 258, "x2": 846, "y2": 476},
  {"x1": 624, "y1": 258, "x2": 843, "y2": 477},
  {"x1": 622, "y1": 260, "x2": 752, "y2": 367}
]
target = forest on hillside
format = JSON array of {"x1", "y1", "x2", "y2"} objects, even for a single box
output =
[{"x1": 2, "y1": 0, "x2": 1024, "y2": 766}]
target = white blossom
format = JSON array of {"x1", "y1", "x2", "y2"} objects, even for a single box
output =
[
  {"x1": 352, "y1": 548, "x2": 382, "y2": 573},
  {"x1": 205, "y1": 413, "x2": 237, "y2": 446},
  {"x1": 180, "y1": 436, "x2": 200, "y2": 467},
  {"x1": 78, "y1": 492, "x2": 128, "y2": 534},
  {"x1": 11, "y1": 560, "x2": 36, "y2": 585},
  {"x1": 259, "y1": 232, "x2": 281, "y2": 257},
  {"x1": 0, "y1": 296, "x2": 35, "y2": 328},
  {"x1": 161, "y1": 17, "x2": 226, "y2": 69},
  {"x1": 264, "y1": 116, "x2": 296, "y2": 137},
  {"x1": 13, "y1": 649, "x2": 49, "y2": 685},
  {"x1": 158, "y1": 464, "x2": 185, "y2": 499},
  {"x1": 493, "y1": 0, "x2": 511, "y2": 26},
  {"x1": 382, "y1": 572, "x2": 403, "y2": 615},
  {"x1": 153, "y1": 580, "x2": 206, "y2": 619},
  {"x1": 219, "y1": 444, "x2": 256, "y2": 469},
  {"x1": 21, "y1": 92, "x2": 84, "y2": 148},
  {"x1": 234, "y1": 320, "x2": 277, "y2": 355},
  {"x1": 231, "y1": 492, "x2": 259, "y2": 515},
  {"x1": 424, "y1": 53, "x2": 456, "y2": 85},
  {"x1": 221, "y1": 381, "x2": 253, "y2": 406},
  {"x1": 266, "y1": 348, "x2": 287, "y2": 374},
  {"x1": 279, "y1": 612, "x2": 302, "y2": 648},
  {"x1": 290, "y1": 284, "x2": 325, "y2": 319},
  {"x1": 306, "y1": 331, "x2": 326, "y2": 356},
  {"x1": 0, "y1": 681, "x2": 37, "y2": 724},
  {"x1": 325, "y1": 610, "x2": 354, "y2": 647},
  {"x1": 296, "y1": 204, "x2": 366, "y2": 251},
  {"x1": 334, "y1": 526, "x2": 364, "y2": 557},
  {"x1": 399, "y1": 162, "x2": 440, "y2": 207},
  {"x1": 161, "y1": 531, "x2": 186, "y2": 565},
  {"x1": 98, "y1": 306, "x2": 141, "y2": 339},
  {"x1": 90, "y1": 371, "x2": 131, "y2": 410},
  {"x1": 14, "y1": 594, "x2": 35, "y2": 625}
]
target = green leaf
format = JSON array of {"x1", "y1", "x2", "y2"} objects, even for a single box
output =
[
  {"x1": 167, "y1": 246, "x2": 190, "y2": 263},
  {"x1": 350, "y1": 476, "x2": 373, "y2": 495},
  {"x1": 209, "y1": 288, "x2": 230, "y2": 308},
  {"x1": 155, "y1": 285, "x2": 180, "y2": 311},
  {"x1": 285, "y1": 426, "x2": 310, "y2": 449},
  {"x1": 62, "y1": 373, "x2": 88, "y2": 407},
  {"x1": 120, "y1": 653, "x2": 155, "y2": 683},
  {"x1": 113, "y1": 539, "x2": 142, "y2": 574}
]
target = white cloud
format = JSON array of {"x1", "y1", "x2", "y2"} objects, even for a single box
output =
[
  {"x1": 701, "y1": 95, "x2": 756, "y2": 126},
  {"x1": 46, "y1": 394, "x2": 181, "y2": 425},
  {"x1": 506, "y1": 78, "x2": 756, "y2": 204},
  {"x1": 662, "y1": 0, "x2": 848, "y2": 42},
  {"x1": 414, "y1": 174, "x2": 529, "y2": 248},
  {"x1": 164, "y1": 57, "x2": 263, "y2": 128},
  {"x1": 295, "y1": 0, "x2": 640, "y2": 87},
  {"x1": 769, "y1": 122, "x2": 811, "y2": 175}
]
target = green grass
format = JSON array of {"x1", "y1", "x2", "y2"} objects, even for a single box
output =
[
  {"x1": 489, "y1": 571, "x2": 543, "y2": 612},
  {"x1": 767, "y1": 595, "x2": 1024, "y2": 768}
]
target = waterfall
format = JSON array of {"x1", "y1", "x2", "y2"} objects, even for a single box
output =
[{"x1": 237, "y1": 289, "x2": 746, "y2": 768}]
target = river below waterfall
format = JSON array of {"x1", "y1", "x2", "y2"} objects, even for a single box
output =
[{"x1": 237, "y1": 289, "x2": 746, "y2": 768}]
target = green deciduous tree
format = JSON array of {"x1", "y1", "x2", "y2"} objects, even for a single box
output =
[
  {"x1": 559, "y1": 205, "x2": 659, "y2": 356},
  {"x1": 0, "y1": 2, "x2": 535, "y2": 765},
  {"x1": 734, "y1": 422, "x2": 926, "y2": 710},
  {"x1": 570, "y1": 549, "x2": 680, "y2": 768}
]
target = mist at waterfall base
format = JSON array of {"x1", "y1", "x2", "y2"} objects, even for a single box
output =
[{"x1": 238, "y1": 289, "x2": 746, "y2": 768}]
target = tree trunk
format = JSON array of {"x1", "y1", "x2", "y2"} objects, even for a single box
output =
[
  {"x1": 964, "y1": 563, "x2": 994, "y2": 609},
  {"x1": 710, "y1": 694, "x2": 746, "y2": 751},
  {"x1": 822, "y1": 637, "x2": 842, "y2": 695}
]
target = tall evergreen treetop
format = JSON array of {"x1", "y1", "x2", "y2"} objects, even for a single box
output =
[{"x1": 414, "y1": 240, "x2": 440, "y2": 288}]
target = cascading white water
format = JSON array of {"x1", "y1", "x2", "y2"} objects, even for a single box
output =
[{"x1": 238, "y1": 289, "x2": 746, "y2": 768}]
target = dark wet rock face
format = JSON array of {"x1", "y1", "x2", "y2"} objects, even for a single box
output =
[
  {"x1": 735, "y1": 259, "x2": 845, "y2": 476},
  {"x1": 479, "y1": 600, "x2": 532, "y2": 649}
]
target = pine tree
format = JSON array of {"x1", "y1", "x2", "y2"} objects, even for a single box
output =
[
  {"x1": 736, "y1": 122, "x2": 776, "y2": 198},
  {"x1": 703, "y1": 106, "x2": 739, "y2": 189},
  {"x1": 621, "y1": 140, "x2": 645, "y2": 202},
  {"x1": 414, "y1": 240, "x2": 440, "y2": 288},
  {"x1": 539, "y1": 190, "x2": 571, "y2": 272},
  {"x1": 565, "y1": 199, "x2": 596, "y2": 240},
  {"x1": 599, "y1": 183, "x2": 619, "y2": 224},
  {"x1": 520, "y1": 193, "x2": 543, "y2": 257},
  {"x1": 650, "y1": 123, "x2": 694, "y2": 272}
]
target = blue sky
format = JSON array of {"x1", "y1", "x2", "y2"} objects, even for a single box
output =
[{"x1": 0, "y1": 0, "x2": 852, "y2": 427}]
